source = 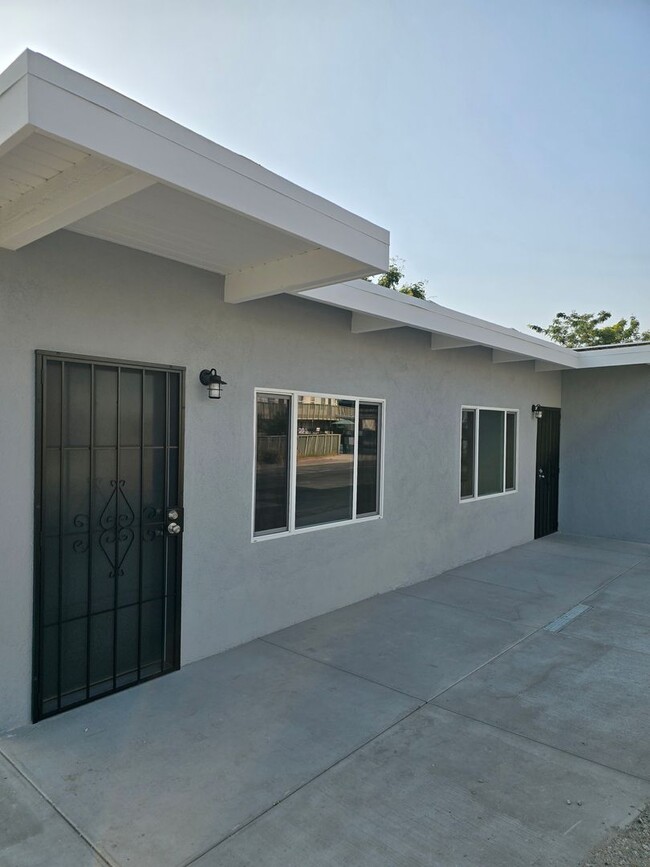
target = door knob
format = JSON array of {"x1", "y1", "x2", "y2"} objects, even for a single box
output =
[
  {"x1": 537, "y1": 468, "x2": 545, "y2": 479},
  {"x1": 167, "y1": 522, "x2": 182, "y2": 535}
]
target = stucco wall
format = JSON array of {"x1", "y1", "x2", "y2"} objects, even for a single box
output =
[
  {"x1": 0, "y1": 231, "x2": 561, "y2": 730},
  {"x1": 560, "y1": 366, "x2": 650, "y2": 543}
]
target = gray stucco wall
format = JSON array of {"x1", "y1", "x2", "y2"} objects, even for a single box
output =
[
  {"x1": 0, "y1": 232, "x2": 561, "y2": 730},
  {"x1": 560, "y1": 366, "x2": 650, "y2": 543}
]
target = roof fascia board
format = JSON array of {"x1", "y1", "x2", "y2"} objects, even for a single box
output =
[
  {"x1": 18, "y1": 51, "x2": 386, "y2": 242},
  {"x1": 0, "y1": 51, "x2": 29, "y2": 98},
  {"x1": 576, "y1": 345, "x2": 650, "y2": 368},
  {"x1": 303, "y1": 280, "x2": 580, "y2": 367},
  {"x1": 17, "y1": 54, "x2": 387, "y2": 271},
  {"x1": 0, "y1": 74, "x2": 31, "y2": 160}
]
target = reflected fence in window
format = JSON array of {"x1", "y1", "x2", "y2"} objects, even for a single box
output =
[{"x1": 254, "y1": 391, "x2": 384, "y2": 538}]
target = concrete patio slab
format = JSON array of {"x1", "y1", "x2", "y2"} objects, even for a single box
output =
[
  {"x1": 398, "y1": 571, "x2": 576, "y2": 627},
  {"x1": 2, "y1": 534, "x2": 648, "y2": 867},
  {"x1": 198, "y1": 706, "x2": 649, "y2": 867},
  {"x1": 513, "y1": 540, "x2": 643, "y2": 568},
  {"x1": 435, "y1": 630, "x2": 650, "y2": 779},
  {"x1": 585, "y1": 562, "x2": 650, "y2": 617},
  {"x1": 0, "y1": 641, "x2": 418, "y2": 867},
  {"x1": 532, "y1": 534, "x2": 650, "y2": 559},
  {"x1": 448, "y1": 549, "x2": 634, "y2": 597},
  {"x1": 265, "y1": 590, "x2": 533, "y2": 700},
  {"x1": 0, "y1": 754, "x2": 105, "y2": 867},
  {"x1": 560, "y1": 605, "x2": 650, "y2": 656}
]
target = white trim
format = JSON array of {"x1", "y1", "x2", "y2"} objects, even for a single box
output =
[
  {"x1": 576, "y1": 344, "x2": 650, "y2": 368},
  {"x1": 459, "y1": 405, "x2": 520, "y2": 503},
  {"x1": 252, "y1": 388, "x2": 385, "y2": 542},
  {"x1": 1, "y1": 51, "x2": 387, "y2": 244},
  {"x1": 303, "y1": 281, "x2": 579, "y2": 369},
  {"x1": 0, "y1": 51, "x2": 389, "y2": 290},
  {"x1": 303, "y1": 281, "x2": 650, "y2": 372}
]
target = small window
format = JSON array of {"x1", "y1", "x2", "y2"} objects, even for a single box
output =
[
  {"x1": 254, "y1": 391, "x2": 384, "y2": 538},
  {"x1": 460, "y1": 407, "x2": 518, "y2": 500}
]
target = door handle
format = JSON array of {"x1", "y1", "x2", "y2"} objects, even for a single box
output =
[
  {"x1": 537, "y1": 468, "x2": 545, "y2": 479},
  {"x1": 167, "y1": 522, "x2": 182, "y2": 535}
]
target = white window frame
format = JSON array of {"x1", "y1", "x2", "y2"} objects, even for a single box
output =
[
  {"x1": 459, "y1": 405, "x2": 519, "y2": 503},
  {"x1": 252, "y1": 388, "x2": 385, "y2": 541}
]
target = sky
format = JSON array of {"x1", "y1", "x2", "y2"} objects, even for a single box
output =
[{"x1": 2, "y1": 0, "x2": 649, "y2": 331}]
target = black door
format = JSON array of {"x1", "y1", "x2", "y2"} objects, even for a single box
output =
[
  {"x1": 33, "y1": 352, "x2": 184, "y2": 721},
  {"x1": 534, "y1": 406, "x2": 561, "y2": 539}
]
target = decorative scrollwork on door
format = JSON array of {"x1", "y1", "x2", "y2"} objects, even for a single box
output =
[{"x1": 98, "y1": 480, "x2": 136, "y2": 577}]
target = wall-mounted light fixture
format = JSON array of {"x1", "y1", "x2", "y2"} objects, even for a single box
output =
[
  {"x1": 532, "y1": 404, "x2": 543, "y2": 419},
  {"x1": 199, "y1": 368, "x2": 227, "y2": 399}
]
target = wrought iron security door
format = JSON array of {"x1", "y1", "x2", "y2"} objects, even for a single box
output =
[
  {"x1": 33, "y1": 352, "x2": 184, "y2": 720},
  {"x1": 534, "y1": 407, "x2": 561, "y2": 539}
]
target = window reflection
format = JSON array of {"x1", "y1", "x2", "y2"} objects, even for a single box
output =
[
  {"x1": 255, "y1": 394, "x2": 290, "y2": 533},
  {"x1": 478, "y1": 409, "x2": 505, "y2": 496},
  {"x1": 357, "y1": 403, "x2": 380, "y2": 516},
  {"x1": 295, "y1": 396, "x2": 354, "y2": 528},
  {"x1": 505, "y1": 411, "x2": 517, "y2": 491},
  {"x1": 460, "y1": 409, "x2": 476, "y2": 498}
]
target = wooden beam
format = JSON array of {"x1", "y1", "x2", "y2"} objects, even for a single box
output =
[
  {"x1": 0, "y1": 155, "x2": 153, "y2": 249},
  {"x1": 351, "y1": 313, "x2": 403, "y2": 333},
  {"x1": 492, "y1": 350, "x2": 532, "y2": 364},
  {"x1": 430, "y1": 334, "x2": 478, "y2": 351},
  {"x1": 224, "y1": 248, "x2": 372, "y2": 304}
]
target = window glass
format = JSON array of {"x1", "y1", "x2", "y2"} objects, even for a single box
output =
[
  {"x1": 357, "y1": 403, "x2": 381, "y2": 516},
  {"x1": 254, "y1": 394, "x2": 291, "y2": 533},
  {"x1": 505, "y1": 412, "x2": 517, "y2": 491},
  {"x1": 295, "y1": 396, "x2": 354, "y2": 528},
  {"x1": 460, "y1": 409, "x2": 475, "y2": 498},
  {"x1": 477, "y1": 409, "x2": 504, "y2": 496}
]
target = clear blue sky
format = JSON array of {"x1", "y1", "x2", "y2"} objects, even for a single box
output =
[{"x1": 3, "y1": 0, "x2": 649, "y2": 331}]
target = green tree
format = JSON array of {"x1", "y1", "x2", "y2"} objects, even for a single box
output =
[
  {"x1": 529, "y1": 311, "x2": 650, "y2": 348},
  {"x1": 368, "y1": 258, "x2": 428, "y2": 300}
]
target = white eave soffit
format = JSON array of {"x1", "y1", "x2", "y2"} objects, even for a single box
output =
[
  {"x1": 0, "y1": 51, "x2": 389, "y2": 301},
  {"x1": 302, "y1": 280, "x2": 583, "y2": 370},
  {"x1": 303, "y1": 281, "x2": 650, "y2": 370}
]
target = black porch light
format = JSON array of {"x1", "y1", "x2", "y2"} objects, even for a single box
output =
[
  {"x1": 199, "y1": 368, "x2": 227, "y2": 399},
  {"x1": 532, "y1": 404, "x2": 543, "y2": 419}
]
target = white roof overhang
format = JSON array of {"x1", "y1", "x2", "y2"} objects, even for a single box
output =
[
  {"x1": 575, "y1": 343, "x2": 650, "y2": 369},
  {"x1": 301, "y1": 281, "x2": 650, "y2": 371},
  {"x1": 0, "y1": 51, "x2": 389, "y2": 302}
]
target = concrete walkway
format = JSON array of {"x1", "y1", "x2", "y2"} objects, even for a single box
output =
[{"x1": 1, "y1": 534, "x2": 649, "y2": 866}]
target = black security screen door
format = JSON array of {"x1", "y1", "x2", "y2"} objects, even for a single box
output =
[
  {"x1": 534, "y1": 407, "x2": 561, "y2": 539},
  {"x1": 33, "y1": 352, "x2": 184, "y2": 721}
]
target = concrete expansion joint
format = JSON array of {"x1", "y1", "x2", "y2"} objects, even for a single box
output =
[
  {"x1": 259, "y1": 635, "x2": 425, "y2": 702},
  {"x1": 179, "y1": 699, "x2": 427, "y2": 867},
  {"x1": 425, "y1": 703, "x2": 650, "y2": 786}
]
